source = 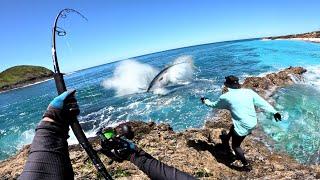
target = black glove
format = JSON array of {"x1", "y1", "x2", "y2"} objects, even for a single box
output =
[
  {"x1": 98, "y1": 126, "x2": 136, "y2": 163},
  {"x1": 43, "y1": 90, "x2": 80, "y2": 127},
  {"x1": 274, "y1": 112, "x2": 281, "y2": 122},
  {"x1": 200, "y1": 97, "x2": 207, "y2": 104},
  {"x1": 100, "y1": 136, "x2": 136, "y2": 162}
]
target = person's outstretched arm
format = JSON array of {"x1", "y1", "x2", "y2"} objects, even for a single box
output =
[
  {"x1": 19, "y1": 90, "x2": 78, "y2": 180},
  {"x1": 201, "y1": 97, "x2": 227, "y2": 109},
  {"x1": 251, "y1": 90, "x2": 277, "y2": 114},
  {"x1": 251, "y1": 90, "x2": 282, "y2": 121},
  {"x1": 130, "y1": 149, "x2": 195, "y2": 180}
]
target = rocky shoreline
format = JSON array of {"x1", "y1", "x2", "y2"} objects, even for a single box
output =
[
  {"x1": 0, "y1": 76, "x2": 53, "y2": 93},
  {"x1": 0, "y1": 67, "x2": 319, "y2": 179},
  {"x1": 264, "y1": 31, "x2": 320, "y2": 43}
]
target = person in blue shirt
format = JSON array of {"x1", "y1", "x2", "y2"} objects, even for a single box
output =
[{"x1": 201, "y1": 75, "x2": 281, "y2": 171}]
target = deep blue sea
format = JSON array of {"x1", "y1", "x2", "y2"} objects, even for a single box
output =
[{"x1": 0, "y1": 39, "x2": 319, "y2": 164}]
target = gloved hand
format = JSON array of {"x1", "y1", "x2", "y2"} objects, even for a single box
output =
[
  {"x1": 274, "y1": 112, "x2": 281, "y2": 122},
  {"x1": 200, "y1": 97, "x2": 207, "y2": 104},
  {"x1": 117, "y1": 138, "x2": 137, "y2": 161},
  {"x1": 43, "y1": 90, "x2": 80, "y2": 127},
  {"x1": 100, "y1": 135, "x2": 137, "y2": 163}
]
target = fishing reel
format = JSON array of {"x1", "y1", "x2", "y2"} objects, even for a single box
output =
[{"x1": 97, "y1": 125, "x2": 135, "y2": 164}]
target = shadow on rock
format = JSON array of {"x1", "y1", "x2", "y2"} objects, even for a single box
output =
[{"x1": 187, "y1": 139, "x2": 245, "y2": 171}]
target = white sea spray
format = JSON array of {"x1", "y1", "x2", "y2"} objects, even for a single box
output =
[
  {"x1": 101, "y1": 55, "x2": 195, "y2": 96},
  {"x1": 303, "y1": 65, "x2": 320, "y2": 90},
  {"x1": 101, "y1": 60, "x2": 158, "y2": 96}
]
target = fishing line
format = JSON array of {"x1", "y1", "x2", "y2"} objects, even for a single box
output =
[
  {"x1": 52, "y1": 9, "x2": 112, "y2": 179},
  {"x1": 61, "y1": 15, "x2": 108, "y2": 131},
  {"x1": 61, "y1": 17, "x2": 73, "y2": 56}
]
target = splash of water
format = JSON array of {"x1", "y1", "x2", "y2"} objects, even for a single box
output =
[
  {"x1": 303, "y1": 65, "x2": 320, "y2": 89},
  {"x1": 165, "y1": 55, "x2": 195, "y2": 84},
  {"x1": 102, "y1": 56, "x2": 195, "y2": 96},
  {"x1": 258, "y1": 67, "x2": 320, "y2": 165},
  {"x1": 101, "y1": 60, "x2": 158, "y2": 96},
  {"x1": 262, "y1": 85, "x2": 320, "y2": 165}
]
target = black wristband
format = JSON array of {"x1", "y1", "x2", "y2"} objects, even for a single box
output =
[
  {"x1": 43, "y1": 106, "x2": 69, "y2": 126},
  {"x1": 36, "y1": 121, "x2": 69, "y2": 139}
]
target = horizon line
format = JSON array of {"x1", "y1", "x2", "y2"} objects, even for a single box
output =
[
  {"x1": 3, "y1": 29, "x2": 319, "y2": 73},
  {"x1": 77, "y1": 29, "x2": 319, "y2": 73},
  {"x1": 75, "y1": 28, "x2": 320, "y2": 73},
  {"x1": 73, "y1": 37, "x2": 261, "y2": 73}
]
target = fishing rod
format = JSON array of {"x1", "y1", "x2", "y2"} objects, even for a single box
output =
[{"x1": 51, "y1": 8, "x2": 113, "y2": 180}]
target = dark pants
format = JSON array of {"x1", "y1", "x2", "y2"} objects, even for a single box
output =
[{"x1": 225, "y1": 125, "x2": 248, "y2": 165}]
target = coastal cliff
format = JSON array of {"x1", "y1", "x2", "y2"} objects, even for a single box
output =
[
  {"x1": 0, "y1": 67, "x2": 319, "y2": 179},
  {"x1": 0, "y1": 65, "x2": 53, "y2": 92},
  {"x1": 264, "y1": 31, "x2": 320, "y2": 43}
]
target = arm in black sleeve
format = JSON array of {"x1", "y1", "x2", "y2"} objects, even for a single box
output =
[
  {"x1": 19, "y1": 120, "x2": 73, "y2": 180},
  {"x1": 130, "y1": 149, "x2": 195, "y2": 180}
]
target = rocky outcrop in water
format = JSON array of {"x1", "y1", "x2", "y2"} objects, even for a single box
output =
[
  {"x1": 241, "y1": 66, "x2": 306, "y2": 98},
  {"x1": 0, "y1": 66, "x2": 318, "y2": 179}
]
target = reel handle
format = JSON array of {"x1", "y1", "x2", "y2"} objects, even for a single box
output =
[{"x1": 120, "y1": 125, "x2": 134, "y2": 140}]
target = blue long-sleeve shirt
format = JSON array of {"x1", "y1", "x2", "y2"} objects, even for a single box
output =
[{"x1": 204, "y1": 88, "x2": 277, "y2": 136}]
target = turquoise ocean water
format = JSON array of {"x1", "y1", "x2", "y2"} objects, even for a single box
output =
[{"x1": 0, "y1": 39, "x2": 319, "y2": 164}]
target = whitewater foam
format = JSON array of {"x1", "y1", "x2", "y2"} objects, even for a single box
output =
[
  {"x1": 255, "y1": 67, "x2": 320, "y2": 92},
  {"x1": 102, "y1": 56, "x2": 195, "y2": 96},
  {"x1": 165, "y1": 56, "x2": 194, "y2": 84},
  {"x1": 17, "y1": 129, "x2": 35, "y2": 149},
  {"x1": 101, "y1": 60, "x2": 158, "y2": 96},
  {"x1": 303, "y1": 65, "x2": 320, "y2": 90}
]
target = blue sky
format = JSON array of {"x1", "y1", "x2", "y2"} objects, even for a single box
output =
[{"x1": 1, "y1": 0, "x2": 320, "y2": 72}]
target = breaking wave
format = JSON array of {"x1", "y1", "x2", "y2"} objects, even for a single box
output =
[
  {"x1": 102, "y1": 56, "x2": 195, "y2": 96},
  {"x1": 303, "y1": 65, "x2": 320, "y2": 89},
  {"x1": 258, "y1": 65, "x2": 320, "y2": 164},
  {"x1": 101, "y1": 60, "x2": 158, "y2": 96}
]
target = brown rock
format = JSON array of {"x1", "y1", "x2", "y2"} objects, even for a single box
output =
[{"x1": 241, "y1": 66, "x2": 306, "y2": 98}]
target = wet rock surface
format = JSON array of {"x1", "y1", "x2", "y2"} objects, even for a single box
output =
[
  {"x1": 241, "y1": 66, "x2": 306, "y2": 98},
  {"x1": 0, "y1": 67, "x2": 318, "y2": 179}
]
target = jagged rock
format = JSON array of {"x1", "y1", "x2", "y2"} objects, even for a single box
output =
[
  {"x1": 242, "y1": 66, "x2": 306, "y2": 98},
  {"x1": 0, "y1": 120, "x2": 318, "y2": 179},
  {"x1": 221, "y1": 67, "x2": 306, "y2": 99},
  {"x1": 204, "y1": 109, "x2": 232, "y2": 129},
  {"x1": 0, "y1": 144, "x2": 30, "y2": 179}
]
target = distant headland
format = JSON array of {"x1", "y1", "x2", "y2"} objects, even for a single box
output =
[
  {"x1": 264, "y1": 31, "x2": 320, "y2": 43},
  {"x1": 0, "y1": 65, "x2": 53, "y2": 92}
]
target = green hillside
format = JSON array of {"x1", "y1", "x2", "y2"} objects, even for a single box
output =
[{"x1": 0, "y1": 65, "x2": 53, "y2": 91}]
